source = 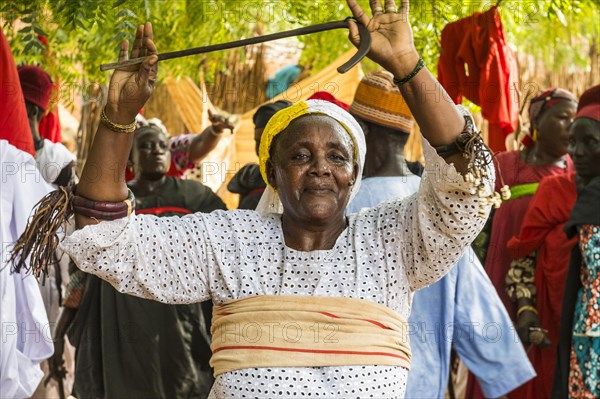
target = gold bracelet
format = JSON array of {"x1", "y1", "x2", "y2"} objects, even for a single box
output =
[
  {"x1": 100, "y1": 108, "x2": 136, "y2": 134},
  {"x1": 517, "y1": 305, "x2": 538, "y2": 317}
]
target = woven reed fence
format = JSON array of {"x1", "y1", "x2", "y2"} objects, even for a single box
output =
[
  {"x1": 74, "y1": 40, "x2": 598, "y2": 206},
  {"x1": 206, "y1": 46, "x2": 267, "y2": 115}
]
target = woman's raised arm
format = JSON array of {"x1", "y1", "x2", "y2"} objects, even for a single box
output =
[
  {"x1": 347, "y1": 0, "x2": 469, "y2": 174},
  {"x1": 76, "y1": 22, "x2": 158, "y2": 228}
]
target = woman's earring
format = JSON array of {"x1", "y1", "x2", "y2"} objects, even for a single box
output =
[
  {"x1": 532, "y1": 128, "x2": 537, "y2": 142},
  {"x1": 348, "y1": 180, "x2": 355, "y2": 186}
]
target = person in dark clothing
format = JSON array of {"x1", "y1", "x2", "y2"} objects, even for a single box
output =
[
  {"x1": 49, "y1": 125, "x2": 226, "y2": 399},
  {"x1": 227, "y1": 100, "x2": 291, "y2": 209}
]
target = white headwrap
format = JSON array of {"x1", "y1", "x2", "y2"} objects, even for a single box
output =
[{"x1": 255, "y1": 99, "x2": 366, "y2": 216}]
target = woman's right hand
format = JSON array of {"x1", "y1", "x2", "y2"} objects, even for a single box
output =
[
  {"x1": 208, "y1": 109, "x2": 235, "y2": 134},
  {"x1": 48, "y1": 337, "x2": 66, "y2": 383},
  {"x1": 516, "y1": 310, "x2": 551, "y2": 347},
  {"x1": 105, "y1": 22, "x2": 158, "y2": 125}
]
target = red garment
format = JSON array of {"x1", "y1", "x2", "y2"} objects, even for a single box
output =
[
  {"x1": 0, "y1": 29, "x2": 34, "y2": 155},
  {"x1": 505, "y1": 172, "x2": 578, "y2": 399},
  {"x1": 467, "y1": 152, "x2": 574, "y2": 399},
  {"x1": 135, "y1": 206, "x2": 191, "y2": 216},
  {"x1": 487, "y1": 151, "x2": 574, "y2": 317},
  {"x1": 166, "y1": 159, "x2": 186, "y2": 178},
  {"x1": 38, "y1": 107, "x2": 62, "y2": 143},
  {"x1": 576, "y1": 84, "x2": 600, "y2": 122},
  {"x1": 307, "y1": 91, "x2": 350, "y2": 111},
  {"x1": 437, "y1": 6, "x2": 519, "y2": 152}
]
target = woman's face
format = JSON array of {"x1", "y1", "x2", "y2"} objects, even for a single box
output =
[
  {"x1": 267, "y1": 115, "x2": 359, "y2": 224},
  {"x1": 534, "y1": 100, "x2": 577, "y2": 157},
  {"x1": 568, "y1": 118, "x2": 600, "y2": 181},
  {"x1": 132, "y1": 129, "x2": 171, "y2": 180}
]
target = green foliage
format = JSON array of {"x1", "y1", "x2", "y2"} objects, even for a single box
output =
[
  {"x1": 503, "y1": 0, "x2": 600, "y2": 71},
  {"x1": 2, "y1": 2, "x2": 46, "y2": 58},
  {"x1": 294, "y1": 0, "x2": 599, "y2": 75},
  {"x1": 3, "y1": 0, "x2": 598, "y2": 90}
]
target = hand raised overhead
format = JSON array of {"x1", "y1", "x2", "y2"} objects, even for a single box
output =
[
  {"x1": 346, "y1": 0, "x2": 419, "y2": 78},
  {"x1": 106, "y1": 22, "x2": 158, "y2": 125}
]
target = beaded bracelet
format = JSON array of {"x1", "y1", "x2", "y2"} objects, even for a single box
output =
[
  {"x1": 100, "y1": 108, "x2": 137, "y2": 134},
  {"x1": 517, "y1": 305, "x2": 538, "y2": 317},
  {"x1": 393, "y1": 57, "x2": 426, "y2": 86},
  {"x1": 433, "y1": 115, "x2": 480, "y2": 158}
]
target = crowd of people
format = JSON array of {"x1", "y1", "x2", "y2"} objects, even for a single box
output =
[{"x1": 1, "y1": 1, "x2": 599, "y2": 398}]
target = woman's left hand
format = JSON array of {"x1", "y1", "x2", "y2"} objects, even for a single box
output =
[{"x1": 346, "y1": 0, "x2": 418, "y2": 78}]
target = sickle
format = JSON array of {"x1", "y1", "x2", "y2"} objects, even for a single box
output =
[{"x1": 100, "y1": 19, "x2": 371, "y2": 73}]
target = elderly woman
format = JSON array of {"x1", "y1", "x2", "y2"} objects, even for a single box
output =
[
  {"x1": 468, "y1": 87, "x2": 577, "y2": 399},
  {"x1": 32, "y1": 1, "x2": 493, "y2": 397},
  {"x1": 481, "y1": 87, "x2": 577, "y2": 309}
]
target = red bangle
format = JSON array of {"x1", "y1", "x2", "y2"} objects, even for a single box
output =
[
  {"x1": 72, "y1": 189, "x2": 135, "y2": 220},
  {"x1": 73, "y1": 191, "x2": 134, "y2": 212},
  {"x1": 73, "y1": 206, "x2": 130, "y2": 220}
]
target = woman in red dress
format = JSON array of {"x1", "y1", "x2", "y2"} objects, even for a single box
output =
[
  {"x1": 505, "y1": 171, "x2": 578, "y2": 398},
  {"x1": 468, "y1": 88, "x2": 577, "y2": 399},
  {"x1": 486, "y1": 88, "x2": 577, "y2": 317}
]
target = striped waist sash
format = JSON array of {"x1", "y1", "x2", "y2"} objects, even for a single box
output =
[{"x1": 210, "y1": 295, "x2": 411, "y2": 376}]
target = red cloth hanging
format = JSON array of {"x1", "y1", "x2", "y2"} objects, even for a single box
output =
[
  {"x1": 35, "y1": 34, "x2": 62, "y2": 144},
  {"x1": 0, "y1": 29, "x2": 35, "y2": 155},
  {"x1": 38, "y1": 106, "x2": 62, "y2": 143},
  {"x1": 438, "y1": 6, "x2": 519, "y2": 152}
]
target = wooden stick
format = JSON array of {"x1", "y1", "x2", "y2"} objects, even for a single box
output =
[{"x1": 100, "y1": 19, "x2": 366, "y2": 72}]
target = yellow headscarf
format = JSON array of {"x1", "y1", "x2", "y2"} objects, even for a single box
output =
[{"x1": 256, "y1": 99, "x2": 366, "y2": 216}]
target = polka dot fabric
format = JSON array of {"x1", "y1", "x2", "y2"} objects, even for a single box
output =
[
  {"x1": 210, "y1": 366, "x2": 408, "y2": 398},
  {"x1": 61, "y1": 138, "x2": 493, "y2": 398}
]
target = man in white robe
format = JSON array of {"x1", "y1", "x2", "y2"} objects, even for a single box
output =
[{"x1": 1, "y1": 139, "x2": 54, "y2": 398}]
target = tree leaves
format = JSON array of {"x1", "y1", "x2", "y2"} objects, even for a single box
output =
[{"x1": 4, "y1": 0, "x2": 598, "y2": 90}]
